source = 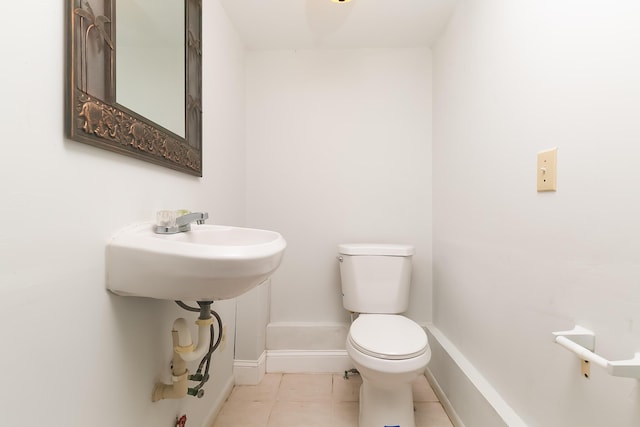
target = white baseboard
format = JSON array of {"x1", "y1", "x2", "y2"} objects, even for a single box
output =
[
  {"x1": 425, "y1": 367, "x2": 466, "y2": 427},
  {"x1": 234, "y1": 351, "x2": 267, "y2": 385},
  {"x1": 266, "y1": 322, "x2": 349, "y2": 350},
  {"x1": 266, "y1": 350, "x2": 354, "y2": 373},
  {"x1": 202, "y1": 374, "x2": 234, "y2": 427},
  {"x1": 425, "y1": 323, "x2": 527, "y2": 427}
]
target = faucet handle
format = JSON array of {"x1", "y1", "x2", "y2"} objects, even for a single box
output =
[{"x1": 156, "y1": 210, "x2": 177, "y2": 227}]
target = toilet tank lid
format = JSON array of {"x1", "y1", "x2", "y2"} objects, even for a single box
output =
[{"x1": 338, "y1": 243, "x2": 414, "y2": 256}]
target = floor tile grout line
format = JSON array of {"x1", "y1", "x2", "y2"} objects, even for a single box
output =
[{"x1": 214, "y1": 373, "x2": 449, "y2": 427}]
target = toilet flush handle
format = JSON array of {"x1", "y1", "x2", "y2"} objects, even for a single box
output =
[{"x1": 337, "y1": 256, "x2": 343, "y2": 262}]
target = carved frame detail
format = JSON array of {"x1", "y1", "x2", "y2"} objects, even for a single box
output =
[{"x1": 65, "y1": 0, "x2": 203, "y2": 176}]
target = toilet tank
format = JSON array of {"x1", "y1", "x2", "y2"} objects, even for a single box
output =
[{"x1": 338, "y1": 243, "x2": 414, "y2": 314}]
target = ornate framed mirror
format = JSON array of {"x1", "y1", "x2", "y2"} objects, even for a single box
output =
[{"x1": 65, "y1": 0, "x2": 202, "y2": 176}]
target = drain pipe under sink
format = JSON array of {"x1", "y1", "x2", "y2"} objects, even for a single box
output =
[{"x1": 152, "y1": 313, "x2": 213, "y2": 402}]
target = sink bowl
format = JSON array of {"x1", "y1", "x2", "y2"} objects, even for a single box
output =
[{"x1": 106, "y1": 222, "x2": 286, "y2": 301}]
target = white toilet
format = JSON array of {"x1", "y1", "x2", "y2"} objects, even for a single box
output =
[{"x1": 338, "y1": 243, "x2": 430, "y2": 427}]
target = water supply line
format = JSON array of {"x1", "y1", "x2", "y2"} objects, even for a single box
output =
[{"x1": 152, "y1": 301, "x2": 222, "y2": 402}]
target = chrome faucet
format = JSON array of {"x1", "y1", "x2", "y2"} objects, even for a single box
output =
[{"x1": 154, "y1": 211, "x2": 209, "y2": 234}]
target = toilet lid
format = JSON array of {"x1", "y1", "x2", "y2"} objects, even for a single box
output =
[{"x1": 349, "y1": 314, "x2": 428, "y2": 360}]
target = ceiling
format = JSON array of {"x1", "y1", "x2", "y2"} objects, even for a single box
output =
[{"x1": 217, "y1": 0, "x2": 458, "y2": 50}]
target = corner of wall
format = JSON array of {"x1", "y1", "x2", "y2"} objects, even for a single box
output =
[{"x1": 425, "y1": 324, "x2": 526, "y2": 427}]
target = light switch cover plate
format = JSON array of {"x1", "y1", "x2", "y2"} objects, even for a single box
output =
[{"x1": 537, "y1": 148, "x2": 557, "y2": 192}]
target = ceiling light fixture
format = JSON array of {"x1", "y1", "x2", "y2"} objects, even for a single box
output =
[{"x1": 331, "y1": 0, "x2": 352, "y2": 3}]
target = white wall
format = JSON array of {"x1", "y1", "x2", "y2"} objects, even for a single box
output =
[
  {"x1": 246, "y1": 48, "x2": 433, "y2": 348},
  {"x1": 0, "y1": 1, "x2": 245, "y2": 426},
  {"x1": 432, "y1": 1, "x2": 640, "y2": 426}
]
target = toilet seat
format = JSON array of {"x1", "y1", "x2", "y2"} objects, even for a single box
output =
[{"x1": 349, "y1": 314, "x2": 428, "y2": 360}]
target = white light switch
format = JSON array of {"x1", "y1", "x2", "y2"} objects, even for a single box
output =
[{"x1": 537, "y1": 148, "x2": 557, "y2": 192}]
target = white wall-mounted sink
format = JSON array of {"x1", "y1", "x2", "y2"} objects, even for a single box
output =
[{"x1": 106, "y1": 222, "x2": 286, "y2": 301}]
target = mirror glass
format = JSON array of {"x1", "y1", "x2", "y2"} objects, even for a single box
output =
[{"x1": 116, "y1": 0, "x2": 185, "y2": 137}]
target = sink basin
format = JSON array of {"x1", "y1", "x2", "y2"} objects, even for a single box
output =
[{"x1": 106, "y1": 222, "x2": 286, "y2": 301}]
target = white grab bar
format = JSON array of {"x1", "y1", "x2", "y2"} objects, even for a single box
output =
[{"x1": 553, "y1": 326, "x2": 640, "y2": 378}]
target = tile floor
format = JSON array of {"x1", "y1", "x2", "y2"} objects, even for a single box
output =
[{"x1": 211, "y1": 373, "x2": 454, "y2": 427}]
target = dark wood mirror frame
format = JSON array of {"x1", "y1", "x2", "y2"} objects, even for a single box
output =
[{"x1": 65, "y1": 0, "x2": 203, "y2": 176}]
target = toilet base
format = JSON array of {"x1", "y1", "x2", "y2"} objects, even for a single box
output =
[{"x1": 358, "y1": 380, "x2": 415, "y2": 427}]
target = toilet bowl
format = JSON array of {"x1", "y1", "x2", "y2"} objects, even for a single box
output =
[
  {"x1": 346, "y1": 314, "x2": 430, "y2": 427},
  {"x1": 338, "y1": 243, "x2": 430, "y2": 427}
]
